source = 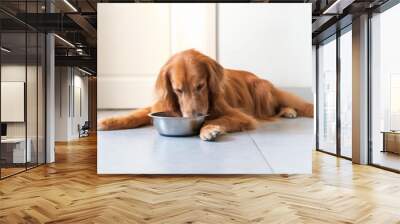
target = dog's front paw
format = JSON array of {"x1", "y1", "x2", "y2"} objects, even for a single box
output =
[
  {"x1": 281, "y1": 108, "x2": 297, "y2": 118},
  {"x1": 200, "y1": 125, "x2": 224, "y2": 141},
  {"x1": 200, "y1": 125, "x2": 223, "y2": 141}
]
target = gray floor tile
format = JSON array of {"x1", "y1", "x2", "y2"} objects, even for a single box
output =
[
  {"x1": 98, "y1": 126, "x2": 272, "y2": 174},
  {"x1": 249, "y1": 118, "x2": 314, "y2": 174},
  {"x1": 97, "y1": 110, "x2": 313, "y2": 174}
]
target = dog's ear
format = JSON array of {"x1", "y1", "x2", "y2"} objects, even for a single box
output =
[
  {"x1": 203, "y1": 56, "x2": 224, "y2": 93},
  {"x1": 202, "y1": 56, "x2": 224, "y2": 109},
  {"x1": 155, "y1": 65, "x2": 179, "y2": 112},
  {"x1": 155, "y1": 65, "x2": 169, "y2": 99}
]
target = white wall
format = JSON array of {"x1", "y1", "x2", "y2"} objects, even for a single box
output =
[
  {"x1": 55, "y1": 67, "x2": 89, "y2": 141},
  {"x1": 75, "y1": 74, "x2": 89, "y2": 123},
  {"x1": 97, "y1": 3, "x2": 171, "y2": 109},
  {"x1": 72, "y1": 74, "x2": 89, "y2": 138},
  {"x1": 98, "y1": 3, "x2": 312, "y2": 109},
  {"x1": 217, "y1": 4, "x2": 312, "y2": 88},
  {"x1": 1, "y1": 65, "x2": 26, "y2": 81},
  {"x1": 55, "y1": 67, "x2": 69, "y2": 141},
  {"x1": 170, "y1": 4, "x2": 217, "y2": 58}
]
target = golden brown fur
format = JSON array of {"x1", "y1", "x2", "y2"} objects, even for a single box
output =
[{"x1": 98, "y1": 49, "x2": 313, "y2": 141}]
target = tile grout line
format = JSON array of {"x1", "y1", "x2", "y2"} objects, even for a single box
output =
[{"x1": 246, "y1": 131, "x2": 275, "y2": 173}]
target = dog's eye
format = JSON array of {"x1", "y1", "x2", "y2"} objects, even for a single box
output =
[
  {"x1": 174, "y1": 89, "x2": 183, "y2": 94},
  {"x1": 196, "y1": 84, "x2": 204, "y2": 91}
]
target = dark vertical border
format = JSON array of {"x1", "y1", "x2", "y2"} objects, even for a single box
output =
[
  {"x1": 36, "y1": 0, "x2": 39, "y2": 167},
  {"x1": 367, "y1": 11, "x2": 373, "y2": 165},
  {"x1": 315, "y1": 44, "x2": 320, "y2": 150},
  {"x1": 25, "y1": 0, "x2": 28, "y2": 171},
  {"x1": 44, "y1": 0, "x2": 48, "y2": 164},
  {"x1": 336, "y1": 29, "x2": 341, "y2": 157}
]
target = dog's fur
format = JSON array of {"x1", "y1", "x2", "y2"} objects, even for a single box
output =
[{"x1": 98, "y1": 49, "x2": 313, "y2": 141}]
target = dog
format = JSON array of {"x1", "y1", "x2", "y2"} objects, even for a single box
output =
[{"x1": 98, "y1": 49, "x2": 313, "y2": 141}]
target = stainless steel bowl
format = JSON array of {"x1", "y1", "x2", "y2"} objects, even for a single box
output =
[{"x1": 149, "y1": 112, "x2": 207, "y2": 137}]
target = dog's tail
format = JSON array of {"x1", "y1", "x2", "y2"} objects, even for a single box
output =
[
  {"x1": 98, "y1": 107, "x2": 152, "y2": 131},
  {"x1": 275, "y1": 89, "x2": 314, "y2": 118}
]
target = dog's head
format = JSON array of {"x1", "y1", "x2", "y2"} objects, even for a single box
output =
[{"x1": 155, "y1": 49, "x2": 224, "y2": 118}]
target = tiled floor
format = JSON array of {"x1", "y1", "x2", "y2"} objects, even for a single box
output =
[{"x1": 98, "y1": 110, "x2": 314, "y2": 174}]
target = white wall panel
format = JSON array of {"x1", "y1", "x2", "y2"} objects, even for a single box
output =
[
  {"x1": 170, "y1": 4, "x2": 216, "y2": 59},
  {"x1": 97, "y1": 3, "x2": 171, "y2": 109},
  {"x1": 217, "y1": 3, "x2": 312, "y2": 88}
]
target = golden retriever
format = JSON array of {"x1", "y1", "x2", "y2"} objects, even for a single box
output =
[{"x1": 98, "y1": 49, "x2": 313, "y2": 141}]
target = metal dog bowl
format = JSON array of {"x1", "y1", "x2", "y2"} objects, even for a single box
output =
[{"x1": 149, "y1": 112, "x2": 207, "y2": 137}]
